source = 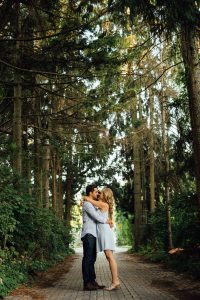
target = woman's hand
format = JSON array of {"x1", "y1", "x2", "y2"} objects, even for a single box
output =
[
  {"x1": 107, "y1": 219, "x2": 114, "y2": 228},
  {"x1": 80, "y1": 197, "x2": 84, "y2": 206}
]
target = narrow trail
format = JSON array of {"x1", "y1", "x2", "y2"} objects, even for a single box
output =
[{"x1": 4, "y1": 247, "x2": 200, "y2": 300}]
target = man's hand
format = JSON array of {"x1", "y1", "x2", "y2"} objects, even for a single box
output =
[{"x1": 107, "y1": 219, "x2": 114, "y2": 228}]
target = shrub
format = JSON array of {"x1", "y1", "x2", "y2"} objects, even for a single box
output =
[
  {"x1": 115, "y1": 211, "x2": 133, "y2": 246},
  {"x1": 0, "y1": 164, "x2": 74, "y2": 297}
]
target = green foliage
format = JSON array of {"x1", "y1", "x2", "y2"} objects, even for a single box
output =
[
  {"x1": 0, "y1": 246, "x2": 58, "y2": 297},
  {"x1": 139, "y1": 246, "x2": 168, "y2": 262},
  {"x1": 14, "y1": 206, "x2": 73, "y2": 260},
  {"x1": 115, "y1": 210, "x2": 133, "y2": 246},
  {"x1": 143, "y1": 203, "x2": 168, "y2": 250},
  {"x1": 109, "y1": 0, "x2": 200, "y2": 33},
  {"x1": 170, "y1": 183, "x2": 200, "y2": 248},
  {"x1": 166, "y1": 252, "x2": 200, "y2": 279},
  {"x1": 0, "y1": 248, "x2": 26, "y2": 297},
  {"x1": 0, "y1": 164, "x2": 73, "y2": 297},
  {"x1": 143, "y1": 181, "x2": 199, "y2": 251},
  {"x1": 138, "y1": 245, "x2": 200, "y2": 279},
  {"x1": 0, "y1": 203, "x2": 17, "y2": 248},
  {"x1": 0, "y1": 262, "x2": 27, "y2": 298},
  {"x1": 140, "y1": 181, "x2": 200, "y2": 277},
  {"x1": 0, "y1": 0, "x2": 199, "y2": 293}
]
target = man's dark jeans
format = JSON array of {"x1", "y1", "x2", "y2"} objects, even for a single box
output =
[{"x1": 82, "y1": 233, "x2": 97, "y2": 286}]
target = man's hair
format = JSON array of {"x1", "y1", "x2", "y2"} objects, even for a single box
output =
[{"x1": 86, "y1": 184, "x2": 97, "y2": 196}]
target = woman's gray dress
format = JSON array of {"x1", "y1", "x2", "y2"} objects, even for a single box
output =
[{"x1": 96, "y1": 210, "x2": 115, "y2": 252}]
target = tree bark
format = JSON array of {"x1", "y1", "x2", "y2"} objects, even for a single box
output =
[
  {"x1": 139, "y1": 97, "x2": 147, "y2": 222},
  {"x1": 42, "y1": 142, "x2": 50, "y2": 208},
  {"x1": 22, "y1": 118, "x2": 32, "y2": 195},
  {"x1": 180, "y1": 24, "x2": 200, "y2": 209},
  {"x1": 64, "y1": 176, "x2": 73, "y2": 228},
  {"x1": 57, "y1": 158, "x2": 63, "y2": 218},
  {"x1": 13, "y1": 2, "x2": 22, "y2": 174},
  {"x1": 51, "y1": 153, "x2": 57, "y2": 214},
  {"x1": 149, "y1": 94, "x2": 155, "y2": 212},
  {"x1": 161, "y1": 97, "x2": 173, "y2": 250},
  {"x1": 133, "y1": 132, "x2": 143, "y2": 251},
  {"x1": 132, "y1": 98, "x2": 143, "y2": 251},
  {"x1": 33, "y1": 94, "x2": 43, "y2": 206}
]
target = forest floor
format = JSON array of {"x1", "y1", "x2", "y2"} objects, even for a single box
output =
[{"x1": 4, "y1": 247, "x2": 200, "y2": 300}]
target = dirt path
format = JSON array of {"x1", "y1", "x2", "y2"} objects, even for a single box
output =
[{"x1": 4, "y1": 247, "x2": 200, "y2": 300}]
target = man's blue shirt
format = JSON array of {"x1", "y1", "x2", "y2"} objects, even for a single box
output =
[{"x1": 81, "y1": 201, "x2": 107, "y2": 239}]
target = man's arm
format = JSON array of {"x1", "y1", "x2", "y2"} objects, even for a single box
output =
[
  {"x1": 83, "y1": 196, "x2": 107, "y2": 210},
  {"x1": 83, "y1": 202, "x2": 107, "y2": 223}
]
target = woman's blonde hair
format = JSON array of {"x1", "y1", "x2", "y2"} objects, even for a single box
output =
[{"x1": 101, "y1": 187, "x2": 115, "y2": 220}]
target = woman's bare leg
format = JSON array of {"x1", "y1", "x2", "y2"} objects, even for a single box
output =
[{"x1": 104, "y1": 250, "x2": 119, "y2": 284}]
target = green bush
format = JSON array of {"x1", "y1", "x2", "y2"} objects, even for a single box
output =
[
  {"x1": 143, "y1": 183, "x2": 199, "y2": 251},
  {"x1": 139, "y1": 183, "x2": 200, "y2": 278},
  {"x1": 0, "y1": 164, "x2": 74, "y2": 297},
  {"x1": 142, "y1": 203, "x2": 168, "y2": 251},
  {"x1": 170, "y1": 186, "x2": 200, "y2": 248},
  {"x1": 115, "y1": 210, "x2": 133, "y2": 246},
  {"x1": 0, "y1": 263, "x2": 27, "y2": 297},
  {"x1": 0, "y1": 203, "x2": 17, "y2": 248}
]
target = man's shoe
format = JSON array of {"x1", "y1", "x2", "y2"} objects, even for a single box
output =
[
  {"x1": 92, "y1": 281, "x2": 105, "y2": 289},
  {"x1": 83, "y1": 283, "x2": 98, "y2": 291}
]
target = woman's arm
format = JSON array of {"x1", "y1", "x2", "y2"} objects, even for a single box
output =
[
  {"x1": 83, "y1": 196, "x2": 108, "y2": 210},
  {"x1": 83, "y1": 202, "x2": 108, "y2": 223},
  {"x1": 108, "y1": 218, "x2": 114, "y2": 228}
]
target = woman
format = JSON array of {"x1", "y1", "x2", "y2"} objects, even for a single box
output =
[{"x1": 83, "y1": 187, "x2": 120, "y2": 291}]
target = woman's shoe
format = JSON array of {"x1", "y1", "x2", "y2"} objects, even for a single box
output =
[{"x1": 104, "y1": 283, "x2": 120, "y2": 291}]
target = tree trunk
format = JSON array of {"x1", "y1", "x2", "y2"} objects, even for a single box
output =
[
  {"x1": 34, "y1": 131, "x2": 42, "y2": 206},
  {"x1": 149, "y1": 94, "x2": 155, "y2": 212},
  {"x1": 33, "y1": 94, "x2": 43, "y2": 206},
  {"x1": 180, "y1": 24, "x2": 200, "y2": 209},
  {"x1": 132, "y1": 98, "x2": 143, "y2": 251},
  {"x1": 13, "y1": 2, "x2": 22, "y2": 174},
  {"x1": 42, "y1": 142, "x2": 50, "y2": 208},
  {"x1": 139, "y1": 97, "x2": 147, "y2": 223},
  {"x1": 133, "y1": 132, "x2": 143, "y2": 251},
  {"x1": 51, "y1": 153, "x2": 57, "y2": 214},
  {"x1": 57, "y1": 158, "x2": 63, "y2": 218},
  {"x1": 64, "y1": 176, "x2": 73, "y2": 229},
  {"x1": 161, "y1": 98, "x2": 173, "y2": 250},
  {"x1": 58, "y1": 173, "x2": 63, "y2": 219},
  {"x1": 22, "y1": 118, "x2": 32, "y2": 195}
]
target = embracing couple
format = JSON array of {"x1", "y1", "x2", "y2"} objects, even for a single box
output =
[{"x1": 81, "y1": 184, "x2": 120, "y2": 291}]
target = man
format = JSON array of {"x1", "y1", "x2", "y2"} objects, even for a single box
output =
[{"x1": 81, "y1": 184, "x2": 108, "y2": 291}]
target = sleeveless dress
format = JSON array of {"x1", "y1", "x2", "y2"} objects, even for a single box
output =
[{"x1": 96, "y1": 210, "x2": 115, "y2": 252}]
